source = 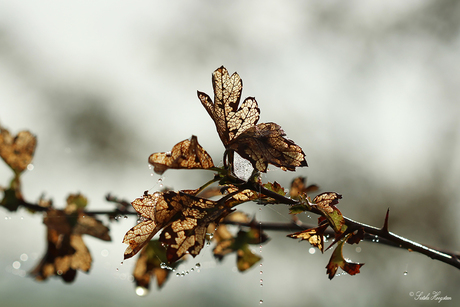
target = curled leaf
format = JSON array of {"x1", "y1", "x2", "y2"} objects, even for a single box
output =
[
  {"x1": 289, "y1": 177, "x2": 319, "y2": 199},
  {"x1": 287, "y1": 223, "x2": 328, "y2": 253},
  {"x1": 0, "y1": 127, "x2": 36, "y2": 174},
  {"x1": 313, "y1": 192, "x2": 346, "y2": 234},
  {"x1": 30, "y1": 204, "x2": 110, "y2": 283},
  {"x1": 148, "y1": 135, "x2": 214, "y2": 175},
  {"x1": 198, "y1": 66, "x2": 307, "y2": 173},
  {"x1": 132, "y1": 240, "x2": 181, "y2": 292},
  {"x1": 227, "y1": 122, "x2": 307, "y2": 172},
  {"x1": 325, "y1": 237, "x2": 364, "y2": 279},
  {"x1": 213, "y1": 213, "x2": 268, "y2": 271}
]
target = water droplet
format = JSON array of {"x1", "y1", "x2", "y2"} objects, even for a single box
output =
[
  {"x1": 12, "y1": 261, "x2": 21, "y2": 269},
  {"x1": 135, "y1": 286, "x2": 148, "y2": 296},
  {"x1": 259, "y1": 300, "x2": 263, "y2": 304},
  {"x1": 160, "y1": 262, "x2": 167, "y2": 269},
  {"x1": 259, "y1": 263, "x2": 263, "y2": 267},
  {"x1": 309, "y1": 247, "x2": 316, "y2": 254},
  {"x1": 355, "y1": 247, "x2": 361, "y2": 253},
  {"x1": 20, "y1": 253, "x2": 28, "y2": 261},
  {"x1": 259, "y1": 271, "x2": 263, "y2": 275},
  {"x1": 176, "y1": 273, "x2": 180, "y2": 277},
  {"x1": 403, "y1": 271, "x2": 408, "y2": 276},
  {"x1": 27, "y1": 164, "x2": 34, "y2": 171},
  {"x1": 190, "y1": 268, "x2": 194, "y2": 272},
  {"x1": 124, "y1": 215, "x2": 128, "y2": 219},
  {"x1": 57, "y1": 270, "x2": 63, "y2": 275},
  {"x1": 259, "y1": 279, "x2": 263, "y2": 283},
  {"x1": 101, "y1": 249, "x2": 109, "y2": 257},
  {"x1": 195, "y1": 263, "x2": 201, "y2": 268},
  {"x1": 116, "y1": 268, "x2": 119, "y2": 272},
  {"x1": 180, "y1": 272, "x2": 185, "y2": 277},
  {"x1": 20, "y1": 216, "x2": 24, "y2": 220},
  {"x1": 120, "y1": 261, "x2": 124, "y2": 265},
  {"x1": 260, "y1": 283, "x2": 263, "y2": 287}
]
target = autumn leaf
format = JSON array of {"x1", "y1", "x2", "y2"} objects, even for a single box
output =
[
  {"x1": 148, "y1": 135, "x2": 214, "y2": 175},
  {"x1": 159, "y1": 194, "x2": 232, "y2": 263},
  {"x1": 312, "y1": 192, "x2": 346, "y2": 234},
  {"x1": 287, "y1": 223, "x2": 328, "y2": 253},
  {"x1": 325, "y1": 236, "x2": 364, "y2": 279},
  {"x1": 347, "y1": 228, "x2": 365, "y2": 245},
  {"x1": 198, "y1": 66, "x2": 307, "y2": 173},
  {"x1": 123, "y1": 191, "x2": 187, "y2": 260},
  {"x1": 30, "y1": 195, "x2": 111, "y2": 283},
  {"x1": 226, "y1": 122, "x2": 307, "y2": 172},
  {"x1": 0, "y1": 126, "x2": 36, "y2": 174},
  {"x1": 198, "y1": 66, "x2": 259, "y2": 146},
  {"x1": 213, "y1": 213, "x2": 269, "y2": 271},
  {"x1": 132, "y1": 240, "x2": 181, "y2": 293},
  {"x1": 289, "y1": 177, "x2": 319, "y2": 199}
]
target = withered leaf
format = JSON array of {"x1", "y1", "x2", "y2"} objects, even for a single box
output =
[
  {"x1": 123, "y1": 191, "x2": 234, "y2": 262},
  {"x1": 325, "y1": 236, "x2": 364, "y2": 279},
  {"x1": 347, "y1": 228, "x2": 365, "y2": 245},
  {"x1": 148, "y1": 135, "x2": 214, "y2": 175},
  {"x1": 289, "y1": 177, "x2": 319, "y2": 199},
  {"x1": 159, "y1": 194, "x2": 231, "y2": 263},
  {"x1": 198, "y1": 66, "x2": 259, "y2": 146},
  {"x1": 30, "y1": 204, "x2": 110, "y2": 283},
  {"x1": 132, "y1": 240, "x2": 181, "y2": 292},
  {"x1": 123, "y1": 191, "x2": 185, "y2": 260},
  {"x1": 312, "y1": 192, "x2": 346, "y2": 234},
  {"x1": 198, "y1": 66, "x2": 307, "y2": 173},
  {"x1": 287, "y1": 223, "x2": 329, "y2": 253},
  {"x1": 0, "y1": 127, "x2": 36, "y2": 174},
  {"x1": 213, "y1": 213, "x2": 268, "y2": 271},
  {"x1": 227, "y1": 122, "x2": 307, "y2": 172}
]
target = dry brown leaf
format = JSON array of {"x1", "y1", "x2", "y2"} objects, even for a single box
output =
[
  {"x1": 0, "y1": 127, "x2": 36, "y2": 173},
  {"x1": 197, "y1": 66, "x2": 307, "y2": 172},
  {"x1": 148, "y1": 135, "x2": 214, "y2": 175}
]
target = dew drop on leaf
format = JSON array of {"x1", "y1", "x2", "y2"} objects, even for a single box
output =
[
  {"x1": 195, "y1": 263, "x2": 201, "y2": 269},
  {"x1": 403, "y1": 271, "x2": 408, "y2": 276}
]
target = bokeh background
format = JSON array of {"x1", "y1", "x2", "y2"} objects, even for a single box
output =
[{"x1": 1, "y1": 1, "x2": 459, "y2": 306}]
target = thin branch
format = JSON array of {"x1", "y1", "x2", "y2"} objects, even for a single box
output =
[{"x1": 251, "y1": 182, "x2": 460, "y2": 270}]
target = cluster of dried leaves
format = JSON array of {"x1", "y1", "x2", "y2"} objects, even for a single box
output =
[
  {"x1": 8, "y1": 66, "x2": 450, "y2": 294},
  {"x1": 121, "y1": 66, "x2": 363, "y2": 291},
  {"x1": 1, "y1": 126, "x2": 112, "y2": 283}
]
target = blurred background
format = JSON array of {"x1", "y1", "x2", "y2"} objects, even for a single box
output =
[{"x1": 1, "y1": 0, "x2": 459, "y2": 306}]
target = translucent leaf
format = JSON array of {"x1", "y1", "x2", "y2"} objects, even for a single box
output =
[
  {"x1": 287, "y1": 223, "x2": 328, "y2": 253},
  {"x1": 148, "y1": 135, "x2": 214, "y2": 175},
  {"x1": 198, "y1": 66, "x2": 307, "y2": 173}
]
